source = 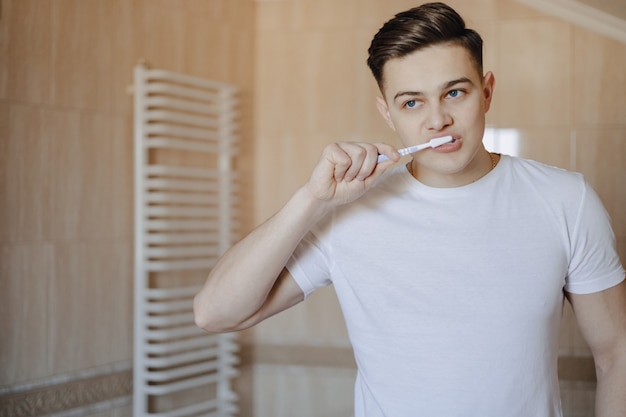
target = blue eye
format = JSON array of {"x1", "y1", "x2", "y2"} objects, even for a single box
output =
[
  {"x1": 405, "y1": 100, "x2": 417, "y2": 108},
  {"x1": 447, "y1": 89, "x2": 463, "y2": 98}
]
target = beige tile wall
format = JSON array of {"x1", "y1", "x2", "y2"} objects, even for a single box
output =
[
  {"x1": 0, "y1": 0, "x2": 255, "y2": 415},
  {"x1": 253, "y1": 365, "x2": 357, "y2": 417}
]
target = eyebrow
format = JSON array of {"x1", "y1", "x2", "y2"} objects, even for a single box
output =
[{"x1": 393, "y1": 77, "x2": 474, "y2": 102}]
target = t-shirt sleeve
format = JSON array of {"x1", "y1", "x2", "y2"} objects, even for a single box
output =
[
  {"x1": 286, "y1": 229, "x2": 333, "y2": 298},
  {"x1": 565, "y1": 180, "x2": 625, "y2": 294}
]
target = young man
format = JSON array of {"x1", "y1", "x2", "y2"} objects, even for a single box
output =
[{"x1": 194, "y1": 3, "x2": 626, "y2": 416}]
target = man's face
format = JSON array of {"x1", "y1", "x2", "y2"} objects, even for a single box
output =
[{"x1": 376, "y1": 44, "x2": 495, "y2": 184}]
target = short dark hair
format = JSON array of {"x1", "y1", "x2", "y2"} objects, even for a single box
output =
[{"x1": 367, "y1": 2, "x2": 484, "y2": 90}]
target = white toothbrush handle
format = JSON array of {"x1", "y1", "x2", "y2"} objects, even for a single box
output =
[
  {"x1": 377, "y1": 142, "x2": 430, "y2": 163},
  {"x1": 377, "y1": 136, "x2": 452, "y2": 163}
]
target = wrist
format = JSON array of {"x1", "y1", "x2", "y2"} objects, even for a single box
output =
[{"x1": 293, "y1": 185, "x2": 334, "y2": 224}]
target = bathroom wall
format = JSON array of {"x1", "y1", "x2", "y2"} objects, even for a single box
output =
[
  {"x1": 250, "y1": 0, "x2": 625, "y2": 416},
  {"x1": 0, "y1": 0, "x2": 255, "y2": 415},
  {"x1": 1, "y1": 1, "x2": 624, "y2": 417}
]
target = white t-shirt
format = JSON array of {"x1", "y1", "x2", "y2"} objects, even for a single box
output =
[{"x1": 287, "y1": 155, "x2": 625, "y2": 417}]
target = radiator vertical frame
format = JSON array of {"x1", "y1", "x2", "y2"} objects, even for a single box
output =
[{"x1": 133, "y1": 63, "x2": 149, "y2": 417}]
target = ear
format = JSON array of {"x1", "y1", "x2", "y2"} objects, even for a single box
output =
[
  {"x1": 482, "y1": 71, "x2": 495, "y2": 113},
  {"x1": 376, "y1": 96, "x2": 396, "y2": 132}
]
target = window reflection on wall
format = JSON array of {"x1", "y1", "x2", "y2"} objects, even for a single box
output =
[{"x1": 483, "y1": 127, "x2": 520, "y2": 156}]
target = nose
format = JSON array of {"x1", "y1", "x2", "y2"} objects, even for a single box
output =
[{"x1": 426, "y1": 102, "x2": 452, "y2": 131}]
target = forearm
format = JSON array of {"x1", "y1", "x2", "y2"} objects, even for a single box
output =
[
  {"x1": 193, "y1": 185, "x2": 331, "y2": 332},
  {"x1": 595, "y1": 354, "x2": 626, "y2": 417}
]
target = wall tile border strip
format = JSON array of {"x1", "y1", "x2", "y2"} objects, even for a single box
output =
[
  {"x1": 0, "y1": 363, "x2": 132, "y2": 417},
  {"x1": 240, "y1": 343, "x2": 356, "y2": 369}
]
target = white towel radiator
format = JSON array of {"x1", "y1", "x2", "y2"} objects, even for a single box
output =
[{"x1": 133, "y1": 64, "x2": 239, "y2": 417}]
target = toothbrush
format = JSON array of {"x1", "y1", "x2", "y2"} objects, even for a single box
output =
[{"x1": 377, "y1": 136, "x2": 454, "y2": 163}]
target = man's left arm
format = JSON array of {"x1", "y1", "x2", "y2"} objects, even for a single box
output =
[{"x1": 567, "y1": 279, "x2": 626, "y2": 417}]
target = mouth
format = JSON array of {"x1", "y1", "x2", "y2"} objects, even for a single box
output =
[{"x1": 432, "y1": 136, "x2": 461, "y2": 152}]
